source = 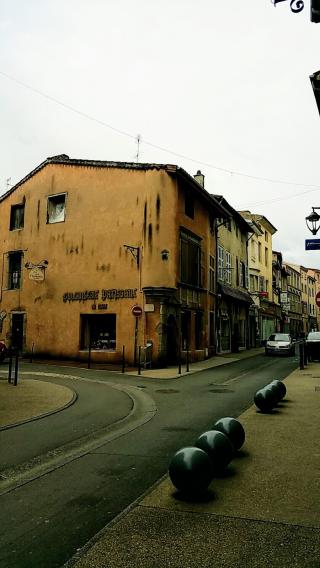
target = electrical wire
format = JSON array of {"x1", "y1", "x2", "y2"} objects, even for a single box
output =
[
  {"x1": 1, "y1": 69, "x2": 320, "y2": 194},
  {"x1": 237, "y1": 186, "x2": 320, "y2": 209}
]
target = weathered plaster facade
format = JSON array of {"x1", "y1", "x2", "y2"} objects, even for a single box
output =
[{"x1": 0, "y1": 156, "x2": 225, "y2": 366}]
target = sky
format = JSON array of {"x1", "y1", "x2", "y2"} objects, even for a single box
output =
[{"x1": 1, "y1": 0, "x2": 320, "y2": 267}]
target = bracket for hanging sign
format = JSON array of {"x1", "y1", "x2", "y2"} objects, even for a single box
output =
[{"x1": 272, "y1": 0, "x2": 304, "y2": 13}]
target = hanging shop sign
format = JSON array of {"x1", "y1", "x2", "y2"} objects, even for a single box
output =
[
  {"x1": 29, "y1": 267, "x2": 45, "y2": 282},
  {"x1": 63, "y1": 288, "x2": 137, "y2": 303}
]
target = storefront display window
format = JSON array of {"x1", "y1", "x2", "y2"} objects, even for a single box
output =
[{"x1": 80, "y1": 314, "x2": 116, "y2": 351}]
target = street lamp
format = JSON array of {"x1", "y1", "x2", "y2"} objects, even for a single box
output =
[
  {"x1": 310, "y1": 70, "x2": 320, "y2": 116},
  {"x1": 305, "y1": 208, "x2": 320, "y2": 235}
]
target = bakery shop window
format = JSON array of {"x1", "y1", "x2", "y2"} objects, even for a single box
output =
[{"x1": 80, "y1": 314, "x2": 116, "y2": 351}]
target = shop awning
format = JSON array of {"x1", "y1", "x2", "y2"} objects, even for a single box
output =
[{"x1": 219, "y1": 284, "x2": 253, "y2": 304}]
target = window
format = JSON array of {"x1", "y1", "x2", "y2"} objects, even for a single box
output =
[
  {"x1": 259, "y1": 275, "x2": 265, "y2": 292},
  {"x1": 10, "y1": 204, "x2": 24, "y2": 230},
  {"x1": 184, "y1": 191, "x2": 194, "y2": 219},
  {"x1": 8, "y1": 252, "x2": 23, "y2": 289},
  {"x1": 80, "y1": 314, "x2": 116, "y2": 351},
  {"x1": 266, "y1": 280, "x2": 269, "y2": 297},
  {"x1": 265, "y1": 247, "x2": 268, "y2": 267},
  {"x1": 225, "y1": 251, "x2": 232, "y2": 284},
  {"x1": 250, "y1": 275, "x2": 254, "y2": 292},
  {"x1": 258, "y1": 242, "x2": 262, "y2": 262},
  {"x1": 251, "y1": 239, "x2": 255, "y2": 259},
  {"x1": 47, "y1": 193, "x2": 66, "y2": 224},
  {"x1": 236, "y1": 257, "x2": 239, "y2": 286},
  {"x1": 180, "y1": 230, "x2": 201, "y2": 286},
  {"x1": 209, "y1": 255, "x2": 215, "y2": 292},
  {"x1": 218, "y1": 245, "x2": 224, "y2": 281},
  {"x1": 239, "y1": 261, "x2": 246, "y2": 288},
  {"x1": 245, "y1": 263, "x2": 249, "y2": 289},
  {"x1": 265, "y1": 231, "x2": 268, "y2": 242}
]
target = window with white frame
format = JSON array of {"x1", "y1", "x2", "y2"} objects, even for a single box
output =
[
  {"x1": 239, "y1": 261, "x2": 245, "y2": 288},
  {"x1": 225, "y1": 251, "x2": 232, "y2": 284},
  {"x1": 218, "y1": 245, "x2": 224, "y2": 281},
  {"x1": 209, "y1": 255, "x2": 215, "y2": 292},
  {"x1": 259, "y1": 275, "x2": 265, "y2": 292},
  {"x1": 47, "y1": 193, "x2": 66, "y2": 224}
]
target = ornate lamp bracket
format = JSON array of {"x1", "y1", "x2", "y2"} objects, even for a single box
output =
[
  {"x1": 123, "y1": 245, "x2": 140, "y2": 267},
  {"x1": 272, "y1": 0, "x2": 304, "y2": 13}
]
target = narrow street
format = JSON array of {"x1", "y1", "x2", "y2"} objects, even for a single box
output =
[{"x1": 0, "y1": 354, "x2": 298, "y2": 568}]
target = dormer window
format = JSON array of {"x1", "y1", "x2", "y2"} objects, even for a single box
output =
[{"x1": 47, "y1": 193, "x2": 66, "y2": 224}]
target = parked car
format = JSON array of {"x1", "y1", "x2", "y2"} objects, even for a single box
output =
[
  {"x1": 265, "y1": 333, "x2": 295, "y2": 356},
  {"x1": 0, "y1": 340, "x2": 7, "y2": 362},
  {"x1": 306, "y1": 331, "x2": 320, "y2": 361}
]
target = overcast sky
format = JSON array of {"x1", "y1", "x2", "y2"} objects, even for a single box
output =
[{"x1": 1, "y1": 0, "x2": 320, "y2": 267}]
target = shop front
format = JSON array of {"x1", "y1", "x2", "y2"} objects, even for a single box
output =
[{"x1": 217, "y1": 284, "x2": 252, "y2": 353}]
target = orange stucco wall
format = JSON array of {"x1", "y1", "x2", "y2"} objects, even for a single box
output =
[{"x1": 0, "y1": 164, "x2": 180, "y2": 362}]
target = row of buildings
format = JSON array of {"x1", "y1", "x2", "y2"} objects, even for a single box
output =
[{"x1": 0, "y1": 155, "x2": 319, "y2": 366}]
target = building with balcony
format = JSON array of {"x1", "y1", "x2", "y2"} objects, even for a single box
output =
[
  {"x1": 213, "y1": 196, "x2": 252, "y2": 353},
  {"x1": 239, "y1": 211, "x2": 278, "y2": 343}
]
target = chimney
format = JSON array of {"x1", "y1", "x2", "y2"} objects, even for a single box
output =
[{"x1": 194, "y1": 170, "x2": 204, "y2": 188}]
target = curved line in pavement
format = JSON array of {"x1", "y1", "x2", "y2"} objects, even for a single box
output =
[
  {"x1": 0, "y1": 371, "x2": 157, "y2": 496},
  {"x1": 0, "y1": 388, "x2": 78, "y2": 432}
]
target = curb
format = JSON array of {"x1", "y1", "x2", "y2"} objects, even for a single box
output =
[
  {"x1": 0, "y1": 386, "x2": 78, "y2": 432},
  {"x1": 0, "y1": 373, "x2": 157, "y2": 496}
]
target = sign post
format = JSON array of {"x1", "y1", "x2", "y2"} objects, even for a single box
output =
[{"x1": 132, "y1": 305, "x2": 143, "y2": 366}]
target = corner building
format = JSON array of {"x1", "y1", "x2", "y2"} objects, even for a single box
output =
[{"x1": 0, "y1": 156, "x2": 226, "y2": 366}]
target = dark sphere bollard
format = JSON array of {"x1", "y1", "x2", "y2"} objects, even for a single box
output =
[
  {"x1": 168, "y1": 447, "x2": 214, "y2": 494},
  {"x1": 195, "y1": 430, "x2": 234, "y2": 473},
  {"x1": 270, "y1": 380, "x2": 286, "y2": 400},
  {"x1": 267, "y1": 382, "x2": 281, "y2": 404},
  {"x1": 254, "y1": 386, "x2": 277, "y2": 413},
  {"x1": 213, "y1": 417, "x2": 245, "y2": 450}
]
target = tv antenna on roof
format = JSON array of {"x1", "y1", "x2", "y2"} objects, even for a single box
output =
[{"x1": 135, "y1": 134, "x2": 141, "y2": 163}]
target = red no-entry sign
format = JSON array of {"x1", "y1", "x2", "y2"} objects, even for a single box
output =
[
  {"x1": 316, "y1": 291, "x2": 320, "y2": 308},
  {"x1": 132, "y1": 305, "x2": 143, "y2": 317}
]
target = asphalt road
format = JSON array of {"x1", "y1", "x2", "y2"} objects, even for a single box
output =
[{"x1": 0, "y1": 354, "x2": 298, "y2": 568}]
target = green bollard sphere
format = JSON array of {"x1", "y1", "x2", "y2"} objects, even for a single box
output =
[
  {"x1": 195, "y1": 430, "x2": 234, "y2": 473},
  {"x1": 254, "y1": 386, "x2": 277, "y2": 413},
  {"x1": 270, "y1": 380, "x2": 286, "y2": 400},
  {"x1": 267, "y1": 382, "x2": 281, "y2": 404},
  {"x1": 213, "y1": 417, "x2": 245, "y2": 450},
  {"x1": 168, "y1": 446, "x2": 214, "y2": 494}
]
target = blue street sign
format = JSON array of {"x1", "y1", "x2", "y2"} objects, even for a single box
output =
[{"x1": 305, "y1": 239, "x2": 320, "y2": 250}]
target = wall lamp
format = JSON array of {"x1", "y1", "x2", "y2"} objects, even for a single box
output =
[{"x1": 305, "y1": 208, "x2": 320, "y2": 235}]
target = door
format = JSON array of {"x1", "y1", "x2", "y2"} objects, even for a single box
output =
[
  {"x1": 166, "y1": 314, "x2": 178, "y2": 364},
  {"x1": 11, "y1": 313, "x2": 24, "y2": 351}
]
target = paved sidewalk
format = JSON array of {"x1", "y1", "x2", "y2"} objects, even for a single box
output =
[
  {"x1": 66, "y1": 362, "x2": 320, "y2": 568},
  {"x1": 0, "y1": 377, "x2": 75, "y2": 429},
  {"x1": 127, "y1": 347, "x2": 265, "y2": 379}
]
